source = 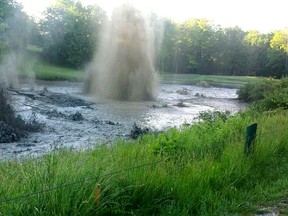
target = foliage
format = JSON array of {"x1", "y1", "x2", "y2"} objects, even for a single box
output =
[
  {"x1": 243, "y1": 30, "x2": 270, "y2": 76},
  {"x1": 237, "y1": 79, "x2": 277, "y2": 102},
  {"x1": 157, "y1": 18, "x2": 288, "y2": 77},
  {"x1": 40, "y1": 0, "x2": 106, "y2": 68},
  {"x1": 238, "y1": 77, "x2": 288, "y2": 111},
  {"x1": 157, "y1": 19, "x2": 178, "y2": 73},
  {"x1": 253, "y1": 77, "x2": 288, "y2": 111},
  {"x1": 197, "y1": 110, "x2": 231, "y2": 123},
  {"x1": 152, "y1": 129, "x2": 186, "y2": 157}
]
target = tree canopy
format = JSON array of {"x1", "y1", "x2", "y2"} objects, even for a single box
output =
[
  {"x1": 40, "y1": 0, "x2": 106, "y2": 68},
  {"x1": 157, "y1": 19, "x2": 288, "y2": 78}
]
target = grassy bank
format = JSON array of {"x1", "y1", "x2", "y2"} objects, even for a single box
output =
[
  {"x1": 33, "y1": 62, "x2": 81, "y2": 81},
  {"x1": 162, "y1": 73, "x2": 265, "y2": 88},
  {"x1": 1, "y1": 109, "x2": 288, "y2": 215},
  {"x1": 19, "y1": 60, "x2": 265, "y2": 87},
  {"x1": 19, "y1": 61, "x2": 82, "y2": 81}
]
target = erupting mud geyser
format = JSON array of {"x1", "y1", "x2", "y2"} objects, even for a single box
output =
[{"x1": 85, "y1": 4, "x2": 158, "y2": 101}]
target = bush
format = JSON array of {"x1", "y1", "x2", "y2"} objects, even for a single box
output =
[
  {"x1": 197, "y1": 110, "x2": 231, "y2": 123},
  {"x1": 237, "y1": 79, "x2": 277, "y2": 102},
  {"x1": 0, "y1": 84, "x2": 42, "y2": 142},
  {"x1": 238, "y1": 77, "x2": 288, "y2": 111}
]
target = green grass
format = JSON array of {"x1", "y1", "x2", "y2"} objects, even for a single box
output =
[
  {"x1": 19, "y1": 59, "x2": 265, "y2": 85},
  {"x1": 32, "y1": 61, "x2": 82, "y2": 81},
  {"x1": 21, "y1": 45, "x2": 82, "y2": 81},
  {"x1": 1, "y1": 110, "x2": 288, "y2": 215},
  {"x1": 162, "y1": 73, "x2": 266, "y2": 88},
  {"x1": 26, "y1": 44, "x2": 43, "y2": 53},
  {"x1": 19, "y1": 60, "x2": 83, "y2": 81}
]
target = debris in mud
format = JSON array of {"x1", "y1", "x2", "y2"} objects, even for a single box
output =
[
  {"x1": 176, "y1": 88, "x2": 191, "y2": 95},
  {"x1": 44, "y1": 109, "x2": 66, "y2": 119},
  {"x1": 195, "y1": 93, "x2": 206, "y2": 97},
  {"x1": 37, "y1": 89, "x2": 92, "y2": 107},
  {"x1": 10, "y1": 86, "x2": 94, "y2": 108},
  {"x1": 150, "y1": 103, "x2": 169, "y2": 109},
  {"x1": 44, "y1": 109, "x2": 85, "y2": 121},
  {"x1": 105, "y1": 120, "x2": 118, "y2": 125},
  {"x1": 173, "y1": 101, "x2": 189, "y2": 108},
  {"x1": 151, "y1": 104, "x2": 158, "y2": 108},
  {"x1": 8, "y1": 89, "x2": 37, "y2": 100},
  {"x1": 92, "y1": 118, "x2": 121, "y2": 126},
  {"x1": 130, "y1": 123, "x2": 149, "y2": 139},
  {"x1": 69, "y1": 111, "x2": 84, "y2": 121},
  {"x1": 39, "y1": 87, "x2": 49, "y2": 96}
]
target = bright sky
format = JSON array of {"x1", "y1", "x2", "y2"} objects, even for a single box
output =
[{"x1": 19, "y1": 0, "x2": 288, "y2": 33}]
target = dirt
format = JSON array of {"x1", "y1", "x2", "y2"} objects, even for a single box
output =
[{"x1": 0, "y1": 81, "x2": 247, "y2": 161}]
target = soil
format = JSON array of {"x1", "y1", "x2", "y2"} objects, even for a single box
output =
[{"x1": 0, "y1": 81, "x2": 247, "y2": 161}]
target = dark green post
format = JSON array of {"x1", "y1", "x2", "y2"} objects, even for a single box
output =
[{"x1": 245, "y1": 123, "x2": 257, "y2": 156}]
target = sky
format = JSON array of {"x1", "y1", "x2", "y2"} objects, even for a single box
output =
[{"x1": 18, "y1": 0, "x2": 288, "y2": 33}]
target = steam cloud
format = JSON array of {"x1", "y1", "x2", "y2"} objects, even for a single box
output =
[
  {"x1": 85, "y1": 5, "x2": 159, "y2": 101},
  {"x1": 0, "y1": 11, "x2": 35, "y2": 88}
]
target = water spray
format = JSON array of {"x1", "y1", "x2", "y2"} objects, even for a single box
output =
[{"x1": 85, "y1": 4, "x2": 159, "y2": 101}]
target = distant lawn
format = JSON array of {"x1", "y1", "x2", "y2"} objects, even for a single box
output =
[
  {"x1": 19, "y1": 60, "x2": 266, "y2": 86},
  {"x1": 162, "y1": 73, "x2": 266, "y2": 88},
  {"x1": 33, "y1": 62, "x2": 82, "y2": 81},
  {"x1": 19, "y1": 61, "x2": 83, "y2": 81}
]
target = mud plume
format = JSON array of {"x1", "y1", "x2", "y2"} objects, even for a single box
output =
[{"x1": 85, "y1": 5, "x2": 158, "y2": 101}]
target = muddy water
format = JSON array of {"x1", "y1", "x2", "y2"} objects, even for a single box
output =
[{"x1": 0, "y1": 81, "x2": 247, "y2": 160}]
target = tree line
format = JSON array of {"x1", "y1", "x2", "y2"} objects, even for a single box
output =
[
  {"x1": 0, "y1": 0, "x2": 287, "y2": 77},
  {"x1": 158, "y1": 19, "x2": 288, "y2": 78}
]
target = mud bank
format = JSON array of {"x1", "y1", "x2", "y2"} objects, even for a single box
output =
[{"x1": 0, "y1": 81, "x2": 247, "y2": 160}]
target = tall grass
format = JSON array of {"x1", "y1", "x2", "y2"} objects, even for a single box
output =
[{"x1": 1, "y1": 110, "x2": 288, "y2": 215}]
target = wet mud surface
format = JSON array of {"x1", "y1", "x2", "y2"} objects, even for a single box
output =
[{"x1": 0, "y1": 81, "x2": 247, "y2": 160}]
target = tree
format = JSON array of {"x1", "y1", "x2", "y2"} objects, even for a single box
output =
[
  {"x1": 244, "y1": 30, "x2": 270, "y2": 76},
  {"x1": 41, "y1": 0, "x2": 106, "y2": 68},
  {"x1": 267, "y1": 29, "x2": 288, "y2": 77},
  {"x1": 176, "y1": 19, "x2": 218, "y2": 74},
  {"x1": 157, "y1": 19, "x2": 178, "y2": 73},
  {"x1": 220, "y1": 26, "x2": 248, "y2": 75},
  {"x1": 0, "y1": 0, "x2": 26, "y2": 59}
]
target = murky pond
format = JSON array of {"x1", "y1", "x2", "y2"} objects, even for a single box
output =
[{"x1": 0, "y1": 81, "x2": 247, "y2": 160}]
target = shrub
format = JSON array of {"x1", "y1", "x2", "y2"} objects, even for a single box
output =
[
  {"x1": 238, "y1": 77, "x2": 288, "y2": 111},
  {"x1": 237, "y1": 79, "x2": 277, "y2": 102},
  {"x1": 0, "y1": 84, "x2": 42, "y2": 142},
  {"x1": 197, "y1": 110, "x2": 231, "y2": 123}
]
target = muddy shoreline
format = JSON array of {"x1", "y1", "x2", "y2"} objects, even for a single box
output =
[{"x1": 0, "y1": 81, "x2": 247, "y2": 161}]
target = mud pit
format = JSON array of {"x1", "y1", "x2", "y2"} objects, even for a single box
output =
[{"x1": 0, "y1": 81, "x2": 247, "y2": 160}]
